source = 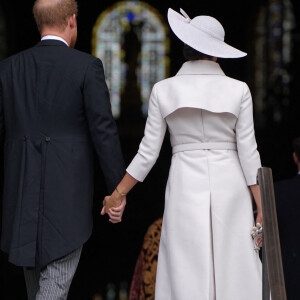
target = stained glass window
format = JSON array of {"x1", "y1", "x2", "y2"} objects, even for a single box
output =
[
  {"x1": 254, "y1": 0, "x2": 295, "y2": 126},
  {"x1": 92, "y1": 1, "x2": 170, "y2": 118}
]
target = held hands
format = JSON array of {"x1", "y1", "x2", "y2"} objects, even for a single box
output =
[
  {"x1": 100, "y1": 174, "x2": 137, "y2": 223},
  {"x1": 100, "y1": 189, "x2": 126, "y2": 223}
]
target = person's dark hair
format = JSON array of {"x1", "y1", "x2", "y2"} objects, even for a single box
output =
[
  {"x1": 33, "y1": 0, "x2": 78, "y2": 33},
  {"x1": 183, "y1": 44, "x2": 213, "y2": 61},
  {"x1": 292, "y1": 137, "x2": 300, "y2": 159}
]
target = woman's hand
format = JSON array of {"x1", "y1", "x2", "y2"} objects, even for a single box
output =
[
  {"x1": 250, "y1": 184, "x2": 263, "y2": 247},
  {"x1": 256, "y1": 208, "x2": 263, "y2": 247}
]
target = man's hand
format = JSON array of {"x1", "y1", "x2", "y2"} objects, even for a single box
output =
[{"x1": 101, "y1": 196, "x2": 126, "y2": 223}]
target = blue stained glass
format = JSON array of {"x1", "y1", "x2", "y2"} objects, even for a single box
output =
[{"x1": 126, "y1": 11, "x2": 135, "y2": 22}]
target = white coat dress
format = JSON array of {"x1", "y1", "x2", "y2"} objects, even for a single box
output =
[{"x1": 127, "y1": 60, "x2": 262, "y2": 300}]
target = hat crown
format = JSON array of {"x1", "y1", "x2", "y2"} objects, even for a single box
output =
[{"x1": 191, "y1": 16, "x2": 225, "y2": 42}]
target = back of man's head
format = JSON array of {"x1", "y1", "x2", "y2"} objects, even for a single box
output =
[
  {"x1": 293, "y1": 137, "x2": 300, "y2": 161},
  {"x1": 33, "y1": 0, "x2": 78, "y2": 33}
]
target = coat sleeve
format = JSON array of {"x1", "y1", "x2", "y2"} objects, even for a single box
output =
[
  {"x1": 83, "y1": 58, "x2": 125, "y2": 193},
  {"x1": 236, "y1": 83, "x2": 261, "y2": 186},
  {"x1": 126, "y1": 85, "x2": 167, "y2": 182}
]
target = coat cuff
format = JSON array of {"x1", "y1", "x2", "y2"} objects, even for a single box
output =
[
  {"x1": 126, "y1": 153, "x2": 150, "y2": 182},
  {"x1": 242, "y1": 154, "x2": 262, "y2": 186}
]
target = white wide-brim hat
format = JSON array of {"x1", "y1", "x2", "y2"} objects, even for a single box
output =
[{"x1": 168, "y1": 8, "x2": 247, "y2": 58}]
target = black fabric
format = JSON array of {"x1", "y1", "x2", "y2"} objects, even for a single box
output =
[
  {"x1": 0, "y1": 40, "x2": 125, "y2": 268},
  {"x1": 274, "y1": 174, "x2": 300, "y2": 299}
]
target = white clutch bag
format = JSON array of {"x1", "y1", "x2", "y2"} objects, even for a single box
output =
[{"x1": 251, "y1": 223, "x2": 263, "y2": 251}]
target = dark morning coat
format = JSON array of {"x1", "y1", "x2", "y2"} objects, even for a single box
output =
[
  {"x1": 0, "y1": 40, "x2": 125, "y2": 268},
  {"x1": 274, "y1": 174, "x2": 300, "y2": 299}
]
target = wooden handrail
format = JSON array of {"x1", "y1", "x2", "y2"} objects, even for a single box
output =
[{"x1": 257, "y1": 167, "x2": 286, "y2": 300}]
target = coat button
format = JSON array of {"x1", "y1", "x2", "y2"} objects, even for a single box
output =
[
  {"x1": 23, "y1": 136, "x2": 27, "y2": 141},
  {"x1": 45, "y1": 136, "x2": 51, "y2": 142}
]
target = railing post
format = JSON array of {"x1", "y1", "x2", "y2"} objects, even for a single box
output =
[
  {"x1": 257, "y1": 167, "x2": 287, "y2": 300},
  {"x1": 262, "y1": 236, "x2": 270, "y2": 299}
]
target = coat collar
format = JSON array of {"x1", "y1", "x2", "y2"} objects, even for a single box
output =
[
  {"x1": 36, "y1": 40, "x2": 68, "y2": 47},
  {"x1": 176, "y1": 60, "x2": 225, "y2": 76}
]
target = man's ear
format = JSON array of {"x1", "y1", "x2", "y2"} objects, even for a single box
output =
[
  {"x1": 69, "y1": 14, "x2": 77, "y2": 29},
  {"x1": 293, "y1": 152, "x2": 299, "y2": 165}
]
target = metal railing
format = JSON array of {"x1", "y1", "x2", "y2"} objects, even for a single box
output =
[{"x1": 257, "y1": 167, "x2": 287, "y2": 300}]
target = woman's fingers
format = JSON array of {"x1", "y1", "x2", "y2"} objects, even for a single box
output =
[
  {"x1": 108, "y1": 208, "x2": 123, "y2": 223},
  {"x1": 108, "y1": 209, "x2": 122, "y2": 219},
  {"x1": 111, "y1": 200, "x2": 126, "y2": 213},
  {"x1": 108, "y1": 214, "x2": 122, "y2": 223},
  {"x1": 109, "y1": 209, "x2": 121, "y2": 216}
]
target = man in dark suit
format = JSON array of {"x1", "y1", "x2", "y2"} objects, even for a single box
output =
[
  {"x1": 274, "y1": 137, "x2": 300, "y2": 299},
  {"x1": 0, "y1": 0, "x2": 125, "y2": 299}
]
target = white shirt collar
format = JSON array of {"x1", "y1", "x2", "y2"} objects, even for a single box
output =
[{"x1": 41, "y1": 35, "x2": 69, "y2": 47}]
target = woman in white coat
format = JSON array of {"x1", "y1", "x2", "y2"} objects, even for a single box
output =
[{"x1": 103, "y1": 8, "x2": 263, "y2": 300}]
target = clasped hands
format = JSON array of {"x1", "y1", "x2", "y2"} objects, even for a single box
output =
[{"x1": 100, "y1": 189, "x2": 126, "y2": 224}]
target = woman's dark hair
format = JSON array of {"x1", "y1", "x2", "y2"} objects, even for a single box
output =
[
  {"x1": 183, "y1": 44, "x2": 213, "y2": 61},
  {"x1": 292, "y1": 137, "x2": 300, "y2": 159}
]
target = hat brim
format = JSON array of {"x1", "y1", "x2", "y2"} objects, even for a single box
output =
[{"x1": 168, "y1": 8, "x2": 247, "y2": 59}]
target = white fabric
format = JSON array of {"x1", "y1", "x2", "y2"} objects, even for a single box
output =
[
  {"x1": 172, "y1": 142, "x2": 237, "y2": 154},
  {"x1": 127, "y1": 60, "x2": 262, "y2": 299},
  {"x1": 167, "y1": 8, "x2": 247, "y2": 58},
  {"x1": 41, "y1": 35, "x2": 69, "y2": 46}
]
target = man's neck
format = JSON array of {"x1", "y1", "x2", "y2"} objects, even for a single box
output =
[
  {"x1": 41, "y1": 30, "x2": 70, "y2": 46},
  {"x1": 41, "y1": 35, "x2": 69, "y2": 47}
]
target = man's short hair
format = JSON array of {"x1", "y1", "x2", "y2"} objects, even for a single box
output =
[
  {"x1": 33, "y1": 0, "x2": 78, "y2": 33},
  {"x1": 183, "y1": 44, "x2": 213, "y2": 61},
  {"x1": 292, "y1": 137, "x2": 300, "y2": 159}
]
